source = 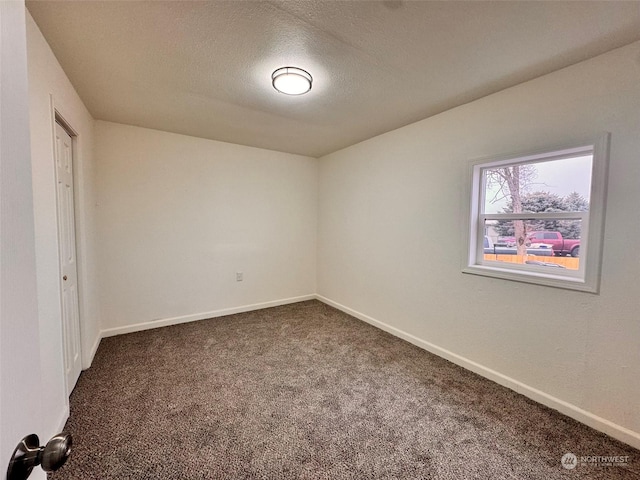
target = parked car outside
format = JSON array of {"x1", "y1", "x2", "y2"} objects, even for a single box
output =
[{"x1": 527, "y1": 231, "x2": 580, "y2": 257}]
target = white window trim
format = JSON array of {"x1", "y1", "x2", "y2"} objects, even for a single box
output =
[{"x1": 462, "y1": 133, "x2": 610, "y2": 293}]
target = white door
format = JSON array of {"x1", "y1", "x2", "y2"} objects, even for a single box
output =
[
  {"x1": 55, "y1": 121, "x2": 82, "y2": 394},
  {"x1": 1, "y1": 1, "x2": 46, "y2": 475}
]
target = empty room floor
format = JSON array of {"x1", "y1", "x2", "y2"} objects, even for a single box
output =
[{"x1": 52, "y1": 301, "x2": 639, "y2": 479}]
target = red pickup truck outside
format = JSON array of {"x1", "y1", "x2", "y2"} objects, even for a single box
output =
[{"x1": 528, "y1": 231, "x2": 580, "y2": 257}]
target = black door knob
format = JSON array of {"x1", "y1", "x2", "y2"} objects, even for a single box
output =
[
  {"x1": 6, "y1": 432, "x2": 72, "y2": 480},
  {"x1": 41, "y1": 433, "x2": 72, "y2": 472}
]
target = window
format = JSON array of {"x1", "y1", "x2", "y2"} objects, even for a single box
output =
[{"x1": 463, "y1": 134, "x2": 610, "y2": 292}]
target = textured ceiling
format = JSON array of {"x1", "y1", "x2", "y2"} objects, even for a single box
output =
[{"x1": 26, "y1": 1, "x2": 640, "y2": 158}]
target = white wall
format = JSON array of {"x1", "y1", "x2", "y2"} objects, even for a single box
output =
[
  {"x1": 26, "y1": 11, "x2": 100, "y2": 438},
  {"x1": 95, "y1": 122, "x2": 317, "y2": 333},
  {"x1": 317, "y1": 41, "x2": 640, "y2": 447},
  {"x1": 0, "y1": 3, "x2": 45, "y2": 478},
  {"x1": 20, "y1": 3, "x2": 640, "y2": 451}
]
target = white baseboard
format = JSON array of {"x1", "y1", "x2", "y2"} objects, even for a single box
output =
[
  {"x1": 100, "y1": 294, "x2": 316, "y2": 338},
  {"x1": 315, "y1": 294, "x2": 640, "y2": 451}
]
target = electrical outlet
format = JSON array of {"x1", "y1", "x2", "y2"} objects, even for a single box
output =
[{"x1": 236, "y1": 272, "x2": 243, "y2": 282}]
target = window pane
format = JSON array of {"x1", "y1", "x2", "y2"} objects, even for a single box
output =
[
  {"x1": 484, "y1": 219, "x2": 581, "y2": 270},
  {"x1": 483, "y1": 155, "x2": 592, "y2": 214}
]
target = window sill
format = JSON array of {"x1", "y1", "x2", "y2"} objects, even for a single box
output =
[{"x1": 462, "y1": 264, "x2": 597, "y2": 293}]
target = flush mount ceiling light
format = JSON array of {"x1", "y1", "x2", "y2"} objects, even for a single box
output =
[{"x1": 271, "y1": 67, "x2": 312, "y2": 95}]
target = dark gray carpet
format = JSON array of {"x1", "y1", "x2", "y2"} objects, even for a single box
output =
[{"x1": 51, "y1": 300, "x2": 638, "y2": 479}]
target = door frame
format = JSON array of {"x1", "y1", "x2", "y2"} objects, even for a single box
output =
[{"x1": 52, "y1": 107, "x2": 84, "y2": 395}]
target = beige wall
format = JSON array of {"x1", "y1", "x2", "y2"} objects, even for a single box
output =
[
  {"x1": 26, "y1": 11, "x2": 100, "y2": 438},
  {"x1": 317, "y1": 41, "x2": 640, "y2": 447},
  {"x1": 95, "y1": 121, "x2": 317, "y2": 333}
]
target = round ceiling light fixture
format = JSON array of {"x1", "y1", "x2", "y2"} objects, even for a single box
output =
[{"x1": 272, "y1": 67, "x2": 312, "y2": 95}]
